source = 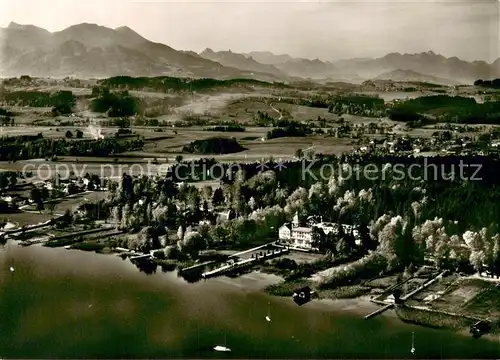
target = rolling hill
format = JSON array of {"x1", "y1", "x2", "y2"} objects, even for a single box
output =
[{"x1": 372, "y1": 69, "x2": 460, "y2": 86}]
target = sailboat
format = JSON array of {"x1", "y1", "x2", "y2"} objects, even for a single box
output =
[
  {"x1": 410, "y1": 331, "x2": 415, "y2": 355},
  {"x1": 265, "y1": 302, "x2": 272, "y2": 322},
  {"x1": 214, "y1": 333, "x2": 231, "y2": 352}
]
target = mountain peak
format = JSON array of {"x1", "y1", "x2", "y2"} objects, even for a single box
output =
[
  {"x1": 7, "y1": 21, "x2": 49, "y2": 33},
  {"x1": 114, "y1": 25, "x2": 146, "y2": 42},
  {"x1": 115, "y1": 25, "x2": 133, "y2": 31},
  {"x1": 200, "y1": 48, "x2": 214, "y2": 54},
  {"x1": 7, "y1": 21, "x2": 23, "y2": 29}
]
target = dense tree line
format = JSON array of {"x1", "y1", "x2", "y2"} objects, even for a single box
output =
[
  {"x1": 0, "y1": 107, "x2": 14, "y2": 117},
  {"x1": 91, "y1": 88, "x2": 139, "y2": 117},
  {"x1": 97, "y1": 76, "x2": 287, "y2": 93},
  {"x1": 0, "y1": 171, "x2": 18, "y2": 192},
  {"x1": 328, "y1": 95, "x2": 386, "y2": 118},
  {"x1": 1, "y1": 90, "x2": 76, "y2": 115},
  {"x1": 203, "y1": 125, "x2": 246, "y2": 132},
  {"x1": 68, "y1": 149, "x2": 500, "y2": 282},
  {"x1": 266, "y1": 122, "x2": 312, "y2": 139},
  {"x1": 0, "y1": 135, "x2": 144, "y2": 160},
  {"x1": 389, "y1": 95, "x2": 500, "y2": 124},
  {"x1": 474, "y1": 79, "x2": 500, "y2": 89},
  {"x1": 182, "y1": 137, "x2": 246, "y2": 154},
  {"x1": 165, "y1": 154, "x2": 500, "y2": 232}
]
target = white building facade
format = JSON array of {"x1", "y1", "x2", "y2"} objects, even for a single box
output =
[{"x1": 278, "y1": 213, "x2": 360, "y2": 251}]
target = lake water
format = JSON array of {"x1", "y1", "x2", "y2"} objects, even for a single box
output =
[{"x1": 0, "y1": 241, "x2": 498, "y2": 358}]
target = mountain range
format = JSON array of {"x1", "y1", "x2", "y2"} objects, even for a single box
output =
[
  {"x1": 0, "y1": 22, "x2": 276, "y2": 80},
  {"x1": 1, "y1": 22, "x2": 499, "y2": 84}
]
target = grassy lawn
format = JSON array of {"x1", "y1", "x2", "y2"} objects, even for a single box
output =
[
  {"x1": 52, "y1": 191, "x2": 109, "y2": 213},
  {"x1": 463, "y1": 282, "x2": 500, "y2": 318},
  {"x1": 5, "y1": 211, "x2": 55, "y2": 226},
  {"x1": 418, "y1": 278, "x2": 498, "y2": 320}
]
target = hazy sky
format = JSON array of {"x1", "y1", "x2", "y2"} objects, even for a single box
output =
[{"x1": 1, "y1": 0, "x2": 499, "y2": 62}]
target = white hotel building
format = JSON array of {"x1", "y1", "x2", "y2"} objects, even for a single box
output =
[{"x1": 278, "y1": 214, "x2": 359, "y2": 251}]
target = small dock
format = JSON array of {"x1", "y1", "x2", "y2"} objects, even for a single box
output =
[
  {"x1": 364, "y1": 303, "x2": 395, "y2": 320},
  {"x1": 130, "y1": 254, "x2": 152, "y2": 261},
  {"x1": 201, "y1": 247, "x2": 289, "y2": 279},
  {"x1": 19, "y1": 236, "x2": 50, "y2": 246},
  {"x1": 181, "y1": 260, "x2": 216, "y2": 273},
  {"x1": 364, "y1": 270, "x2": 447, "y2": 320},
  {"x1": 180, "y1": 241, "x2": 283, "y2": 274}
]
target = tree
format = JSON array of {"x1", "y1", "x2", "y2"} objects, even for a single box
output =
[
  {"x1": 164, "y1": 245, "x2": 179, "y2": 259},
  {"x1": 47, "y1": 201, "x2": 56, "y2": 215},
  {"x1": 212, "y1": 187, "x2": 224, "y2": 207},
  {"x1": 293, "y1": 148, "x2": 303, "y2": 159},
  {"x1": 0, "y1": 218, "x2": 7, "y2": 231},
  {"x1": 311, "y1": 227, "x2": 327, "y2": 252},
  {"x1": 248, "y1": 196, "x2": 257, "y2": 211},
  {"x1": 470, "y1": 251, "x2": 486, "y2": 274},
  {"x1": 177, "y1": 225, "x2": 184, "y2": 240},
  {"x1": 201, "y1": 185, "x2": 213, "y2": 202},
  {"x1": 336, "y1": 238, "x2": 350, "y2": 258},
  {"x1": 30, "y1": 186, "x2": 44, "y2": 212},
  {"x1": 65, "y1": 130, "x2": 73, "y2": 139},
  {"x1": 492, "y1": 235, "x2": 500, "y2": 278},
  {"x1": 359, "y1": 222, "x2": 376, "y2": 252},
  {"x1": 178, "y1": 231, "x2": 205, "y2": 258},
  {"x1": 76, "y1": 129, "x2": 84, "y2": 139},
  {"x1": 175, "y1": 155, "x2": 183, "y2": 163}
]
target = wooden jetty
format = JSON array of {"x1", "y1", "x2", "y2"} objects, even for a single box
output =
[
  {"x1": 180, "y1": 241, "x2": 282, "y2": 274},
  {"x1": 19, "y1": 236, "x2": 50, "y2": 246},
  {"x1": 364, "y1": 270, "x2": 447, "y2": 320},
  {"x1": 181, "y1": 260, "x2": 216, "y2": 273},
  {"x1": 201, "y1": 247, "x2": 289, "y2": 279},
  {"x1": 130, "y1": 254, "x2": 152, "y2": 261},
  {"x1": 364, "y1": 303, "x2": 394, "y2": 320}
]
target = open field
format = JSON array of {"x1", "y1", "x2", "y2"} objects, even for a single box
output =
[
  {"x1": 280, "y1": 251, "x2": 324, "y2": 264},
  {"x1": 1, "y1": 79, "x2": 498, "y2": 173},
  {"x1": 21, "y1": 191, "x2": 110, "y2": 214},
  {"x1": 52, "y1": 191, "x2": 109, "y2": 213},
  {"x1": 404, "y1": 276, "x2": 500, "y2": 321},
  {"x1": 4, "y1": 211, "x2": 55, "y2": 227}
]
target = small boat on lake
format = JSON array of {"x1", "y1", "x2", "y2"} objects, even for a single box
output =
[
  {"x1": 265, "y1": 302, "x2": 272, "y2": 322},
  {"x1": 214, "y1": 334, "x2": 231, "y2": 352},
  {"x1": 292, "y1": 286, "x2": 315, "y2": 306}
]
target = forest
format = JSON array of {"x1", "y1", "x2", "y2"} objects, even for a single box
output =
[
  {"x1": 77, "y1": 152, "x2": 500, "y2": 285},
  {"x1": 182, "y1": 137, "x2": 246, "y2": 154},
  {"x1": 90, "y1": 88, "x2": 139, "y2": 117},
  {"x1": 1, "y1": 90, "x2": 76, "y2": 115},
  {"x1": 388, "y1": 95, "x2": 500, "y2": 124},
  {"x1": 97, "y1": 76, "x2": 285, "y2": 92},
  {"x1": 0, "y1": 135, "x2": 144, "y2": 160},
  {"x1": 474, "y1": 79, "x2": 500, "y2": 89}
]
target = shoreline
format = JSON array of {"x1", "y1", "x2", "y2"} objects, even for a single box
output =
[{"x1": 5, "y1": 239, "x2": 500, "y2": 342}]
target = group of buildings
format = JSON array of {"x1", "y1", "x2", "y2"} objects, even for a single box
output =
[{"x1": 278, "y1": 214, "x2": 360, "y2": 251}]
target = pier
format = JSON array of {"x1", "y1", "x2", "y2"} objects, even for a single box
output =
[
  {"x1": 364, "y1": 303, "x2": 394, "y2": 320},
  {"x1": 201, "y1": 247, "x2": 289, "y2": 279},
  {"x1": 180, "y1": 241, "x2": 283, "y2": 273},
  {"x1": 364, "y1": 271, "x2": 447, "y2": 320},
  {"x1": 130, "y1": 254, "x2": 152, "y2": 261},
  {"x1": 19, "y1": 236, "x2": 50, "y2": 246}
]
